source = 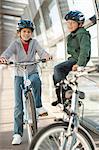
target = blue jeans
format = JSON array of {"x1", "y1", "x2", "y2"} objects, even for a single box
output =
[
  {"x1": 53, "y1": 59, "x2": 77, "y2": 85},
  {"x1": 53, "y1": 59, "x2": 76, "y2": 102},
  {"x1": 14, "y1": 73, "x2": 42, "y2": 136}
]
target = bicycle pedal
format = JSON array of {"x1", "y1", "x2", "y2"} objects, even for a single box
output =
[{"x1": 64, "y1": 108, "x2": 71, "y2": 116}]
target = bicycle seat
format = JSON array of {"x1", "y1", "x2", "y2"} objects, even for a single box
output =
[{"x1": 65, "y1": 90, "x2": 85, "y2": 99}]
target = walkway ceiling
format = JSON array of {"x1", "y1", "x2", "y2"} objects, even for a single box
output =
[{"x1": 0, "y1": 0, "x2": 27, "y2": 54}]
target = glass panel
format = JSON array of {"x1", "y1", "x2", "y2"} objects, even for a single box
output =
[
  {"x1": 67, "y1": 0, "x2": 95, "y2": 19},
  {"x1": 34, "y1": 12, "x2": 41, "y2": 35},
  {"x1": 41, "y1": 0, "x2": 52, "y2": 30},
  {"x1": 88, "y1": 25, "x2": 98, "y2": 57},
  {"x1": 43, "y1": 0, "x2": 63, "y2": 39}
]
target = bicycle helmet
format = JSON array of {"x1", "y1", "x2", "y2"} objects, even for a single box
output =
[
  {"x1": 17, "y1": 20, "x2": 34, "y2": 32},
  {"x1": 64, "y1": 10, "x2": 85, "y2": 24}
]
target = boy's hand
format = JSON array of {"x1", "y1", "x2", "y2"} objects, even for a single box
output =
[
  {"x1": 0, "y1": 57, "x2": 8, "y2": 64},
  {"x1": 72, "y1": 64, "x2": 78, "y2": 71},
  {"x1": 44, "y1": 53, "x2": 53, "y2": 61}
]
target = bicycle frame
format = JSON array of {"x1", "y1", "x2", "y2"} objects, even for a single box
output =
[
  {"x1": 2, "y1": 59, "x2": 46, "y2": 144},
  {"x1": 63, "y1": 82, "x2": 80, "y2": 149},
  {"x1": 60, "y1": 68, "x2": 98, "y2": 150},
  {"x1": 1, "y1": 60, "x2": 46, "y2": 143},
  {"x1": 13, "y1": 63, "x2": 37, "y2": 143},
  {"x1": 21, "y1": 66, "x2": 33, "y2": 123},
  {"x1": 8, "y1": 59, "x2": 46, "y2": 143},
  {"x1": 29, "y1": 66, "x2": 98, "y2": 150}
]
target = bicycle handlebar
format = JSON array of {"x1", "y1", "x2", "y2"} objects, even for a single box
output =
[
  {"x1": 75, "y1": 65, "x2": 99, "y2": 78},
  {"x1": 3, "y1": 59, "x2": 47, "y2": 66},
  {"x1": 63, "y1": 65, "x2": 99, "y2": 85}
]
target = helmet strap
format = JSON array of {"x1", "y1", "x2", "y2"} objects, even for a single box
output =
[{"x1": 78, "y1": 23, "x2": 83, "y2": 27}]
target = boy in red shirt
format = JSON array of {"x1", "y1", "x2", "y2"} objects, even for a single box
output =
[{"x1": 0, "y1": 20, "x2": 52, "y2": 145}]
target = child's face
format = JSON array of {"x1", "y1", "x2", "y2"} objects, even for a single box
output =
[
  {"x1": 66, "y1": 20, "x2": 80, "y2": 32},
  {"x1": 19, "y1": 28, "x2": 33, "y2": 41}
]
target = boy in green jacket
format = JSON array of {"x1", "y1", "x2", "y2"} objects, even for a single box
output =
[{"x1": 52, "y1": 10, "x2": 91, "y2": 106}]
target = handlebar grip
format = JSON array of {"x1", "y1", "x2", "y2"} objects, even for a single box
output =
[
  {"x1": 49, "y1": 56, "x2": 53, "y2": 60},
  {"x1": 8, "y1": 61, "x2": 14, "y2": 65},
  {"x1": 40, "y1": 59, "x2": 46, "y2": 63},
  {"x1": 87, "y1": 65, "x2": 99, "y2": 73}
]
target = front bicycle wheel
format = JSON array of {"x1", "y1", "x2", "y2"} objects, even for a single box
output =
[
  {"x1": 26, "y1": 90, "x2": 37, "y2": 139},
  {"x1": 29, "y1": 122, "x2": 96, "y2": 150}
]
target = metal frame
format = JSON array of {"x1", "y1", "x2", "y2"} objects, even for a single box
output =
[{"x1": 92, "y1": 0, "x2": 99, "y2": 57}]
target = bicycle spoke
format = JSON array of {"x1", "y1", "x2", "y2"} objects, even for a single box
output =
[{"x1": 29, "y1": 123, "x2": 96, "y2": 150}]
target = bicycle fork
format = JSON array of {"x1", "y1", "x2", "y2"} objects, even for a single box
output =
[
  {"x1": 23, "y1": 89, "x2": 34, "y2": 143},
  {"x1": 23, "y1": 68, "x2": 32, "y2": 124},
  {"x1": 62, "y1": 117, "x2": 78, "y2": 150},
  {"x1": 62, "y1": 92, "x2": 79, "y2": 150}
]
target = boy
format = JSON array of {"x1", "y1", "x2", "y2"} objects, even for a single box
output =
[
  {"x1": 0, "y1": 20, "x2": 52, "y2": 145},
  {"x1": 52, "y1": 10, "x2": 91, "y2": 106}
]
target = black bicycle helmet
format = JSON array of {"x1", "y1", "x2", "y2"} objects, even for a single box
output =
[
  {"x1": 64, "y1": 10, "x2": 85, "y2": 24},
  {"x1": 17, "y1": 20, "x2": 34, "y2": 32}
]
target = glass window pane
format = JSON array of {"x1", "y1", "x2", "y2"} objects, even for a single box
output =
[
  {"x1": 67, "y1": 0, "x2": 95, "y2": 20},
  {"x1": 41, "y1": 0, "x2": 52, "y2": 30},
  {"x1": 34, "y1": 13, "x2": 41, "y2": 35}
]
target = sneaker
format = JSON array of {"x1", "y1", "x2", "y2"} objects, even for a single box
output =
[
  {"x1": 51, "y1": 100, "x2": 59, "y2": 106},
  {"x1": 12, "y1": 134, "x2": 22, "y2": 145},
  {"x1": 51, "y1": 98, "x2": 63, "y2": 106},
  {"x1": 36, "y1": 107, "x2": 48, "y2": 117}
]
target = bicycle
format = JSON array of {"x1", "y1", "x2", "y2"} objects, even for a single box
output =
[
  {"x1": 29, "y1": 65, "x2": 99, "y2": 150},
  {"x1": 0, "y1": 59, "x2": 46, "y2": 144}
]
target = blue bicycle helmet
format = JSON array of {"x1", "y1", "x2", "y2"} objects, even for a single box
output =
[
  {"x1": 17, "y1": 20, "x2": 34, "y2": 32},
  {"x1": 64, "y1": 10, "x2": 85, "y2": 24}
]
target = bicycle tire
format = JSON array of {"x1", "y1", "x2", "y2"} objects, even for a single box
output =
[
  {"x1": 26, "y1": 90, "x2": 37, "y2": 137},
  {"x1": 29, "y1": 122, "x2": 96, "y2": 150}
]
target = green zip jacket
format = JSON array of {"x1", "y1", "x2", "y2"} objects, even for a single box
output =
[{"x1": 67, "y1": 27, "x2": 91, "y2": 66}]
